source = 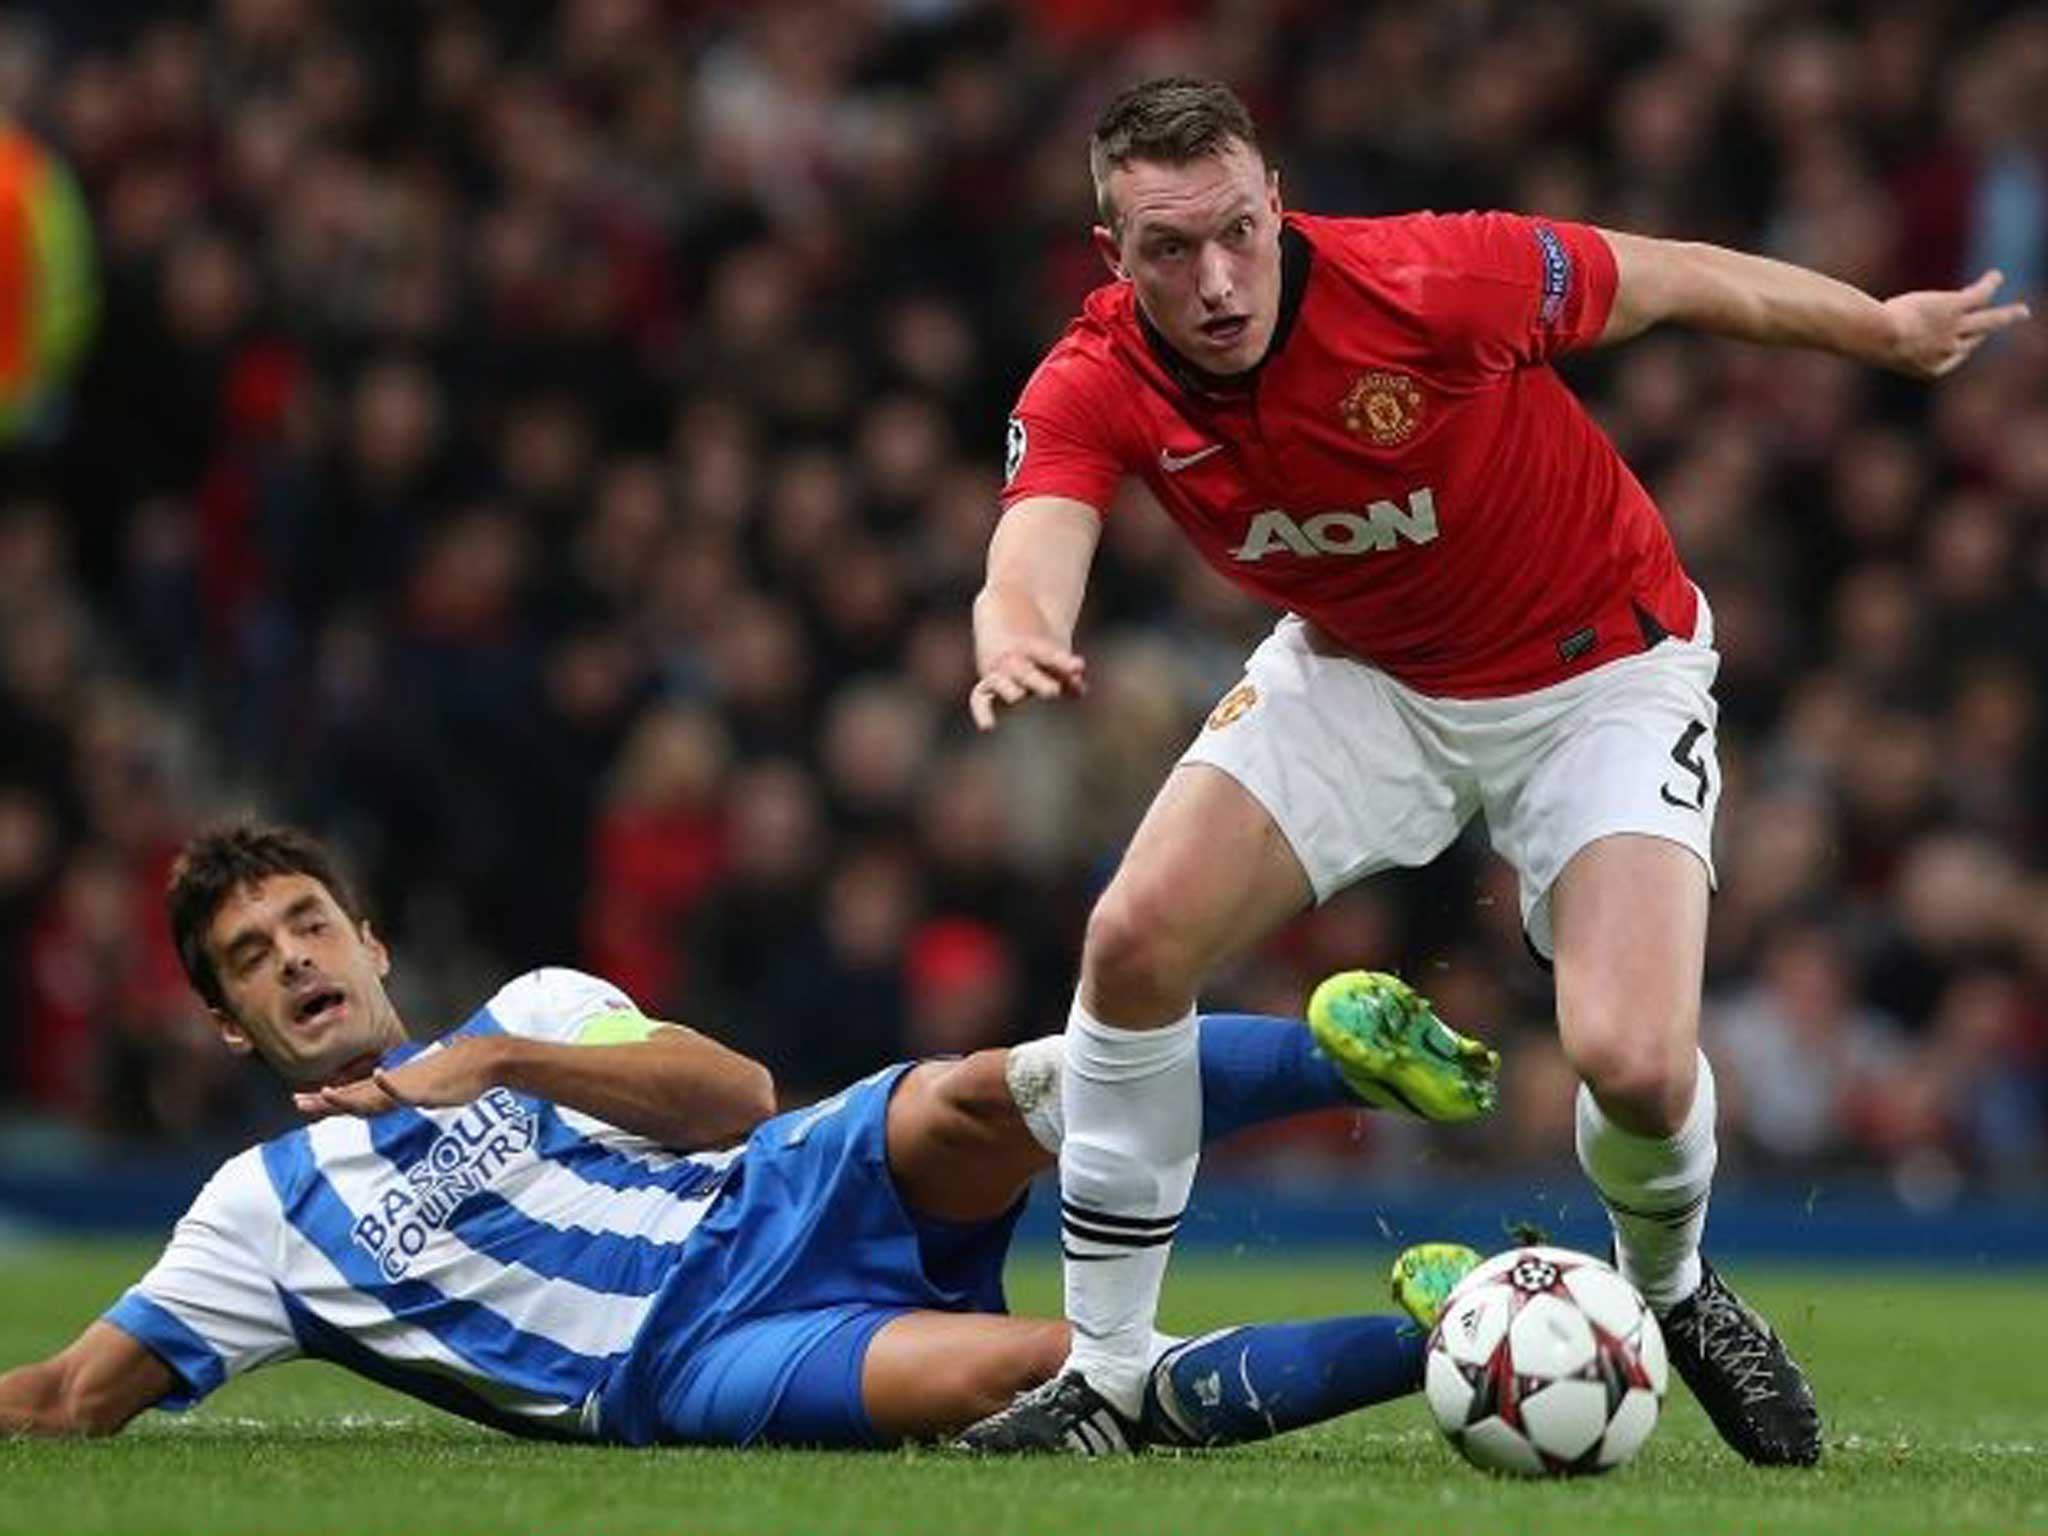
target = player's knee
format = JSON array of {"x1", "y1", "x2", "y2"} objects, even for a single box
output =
[
  {"x1": 1013, "y1": 1323, "x2": 1069, "y2": 1392},
  {"x1": 925, "y1": 1052, "x2": 1018, "y2": 1132},
  {"x1": 1565, "y1": 1023, "x2": 1694, "y2": 1134},
  {"x1": 1081, "y1": 889, "x2": 1199, "y2": 1018},
  {"x1": 969, "y1": 1325, "x2": 1067, "y2": 1411},
  {"x1": 913, "y1": 1325, "x2": 1066, "y2": 1428}
]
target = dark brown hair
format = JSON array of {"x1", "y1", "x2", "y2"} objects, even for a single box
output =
[
  {"x1": 1089, "y1": 76, "x2": 1263, "y2": 230},
  {"x1": 167, "y1": 820, "x2": 366, "y2": 1013}
]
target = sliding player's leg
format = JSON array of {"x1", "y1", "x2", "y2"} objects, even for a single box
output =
[
  {"x1": 855, "y1": 1237, "x2": 1482, "y2": 1449},
  {"x1": 884, "y1": 991, "x2": 1499, "y2": 1227},
  {"x1": 861, "y1": 1308, "x2": 1429, "y2": 1452},
  {"x1": 646, "y1": 966, "x2": 1499, "y2": 1448},
  {"x1": 872, "y1": 1021, "x2": 1496, "y2": 1453}
]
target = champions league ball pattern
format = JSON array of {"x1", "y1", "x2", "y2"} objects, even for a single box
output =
[{"x1": 1424, "y1": 1245, "x2": 1668, "y2": 1477}]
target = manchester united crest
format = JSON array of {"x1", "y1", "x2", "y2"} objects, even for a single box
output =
[
  {"x1": 1205, "y1": 681, "x2": 1258, "y2": 731},
  {"x1": 1340, "y1": 371, "x2": 1424, "y2": 447}
]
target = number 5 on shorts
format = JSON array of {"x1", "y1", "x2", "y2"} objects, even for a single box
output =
[{"x1": 1660, "y1": 719, "x2": 1711, "y2": 812}]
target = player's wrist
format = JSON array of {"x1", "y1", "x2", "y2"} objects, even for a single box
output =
[
  {"x1": 1870, "y1": 298, "x2": 1926, "y2": 375},
  {"x1": 481, "y1": 1034, "x2": 530, "y2": 1092},
  {"x1": 973, "y1": 585, "x2": 1063, "y2": 661}
]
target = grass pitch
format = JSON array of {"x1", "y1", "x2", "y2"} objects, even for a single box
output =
[{"x1": 3, "y1": 1240, "x2": 2044, "y2": 1536}]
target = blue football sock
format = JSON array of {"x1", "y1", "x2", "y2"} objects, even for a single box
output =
[
  {"x1": 1154, "y1": 1315, "x2": 1425, "y2": 1444},
  {"x1": 1197, "y1": 1012, "x2": 1355, "y2": 1144}
]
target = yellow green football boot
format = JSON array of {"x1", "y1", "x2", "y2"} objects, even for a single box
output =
[
  {"x1": 1307, "y1": 970, "x2": 1500, "y2": 1122},
  {"x1": 1390, "y1": 1242, "x2": 1483, "y2": 1331}
]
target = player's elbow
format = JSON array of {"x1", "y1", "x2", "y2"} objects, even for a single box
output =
[
  {"x1": 1600, "y1": 231, "x2": 1705, "y2": 341},
  {"x1": 57, "y1": 1374, "x2": 138, "y2": 1438},
  {"x1": 701, "y1": 1059, "x2": 776, "y2": 1141},
  {"x1": 2, "y1": 1364, "x2": 126, "y2": 1438},
  {"x1": 738, "y1": 1060, "x2": 777, "y2": 1126}
]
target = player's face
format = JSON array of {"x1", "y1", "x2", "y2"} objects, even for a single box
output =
[
  {"x1": 1096, "y1": 140, "x2": 1284, "y2": 376},
  {"x1": 204, "y1": 873, "x2": 404, "y2": 1087}
]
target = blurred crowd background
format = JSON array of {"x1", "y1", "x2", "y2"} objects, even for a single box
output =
[{"x1": 0, "y1": 0, "x2": 2042, "y2": 1201}]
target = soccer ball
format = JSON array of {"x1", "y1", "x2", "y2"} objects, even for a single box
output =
[{"x1": 1424, "y1": 1245, "x2": 1667, "y2": 1477}]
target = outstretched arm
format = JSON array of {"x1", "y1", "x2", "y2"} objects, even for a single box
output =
[
  {"x1": 969, "y1": 494, "x2": 1100, "y2": 731},
  {"x1": 301, "y1": 1025, "x2": 777, "y2": 1151},
  {"x1": 0, "y1": 1322, "x2": 173, "y2": 1438},
  {"x1": 1598, "y1": 230, "x2": 2031, "y2": 378}
]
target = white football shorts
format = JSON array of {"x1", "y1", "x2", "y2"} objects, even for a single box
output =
[{"x1": 1178, "y1": 594, "x2": 1720, "y2": 959}]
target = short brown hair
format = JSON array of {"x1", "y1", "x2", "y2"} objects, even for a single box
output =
[
  {"x1": 1090, "y1": 76, "x2": 1263, "y2": 230},
  {"x1": 167, "y1": 820, "x2": 366, "y2": 1013}
]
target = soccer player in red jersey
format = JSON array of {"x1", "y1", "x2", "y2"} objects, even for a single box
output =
[{"x1": 960, "y1": 77, "x2": 2029, "y2": 1464}]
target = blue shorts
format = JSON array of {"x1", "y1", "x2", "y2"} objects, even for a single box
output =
[{"x1": 594, "y1": 1064, "x2": 1024, "y2": 1447}]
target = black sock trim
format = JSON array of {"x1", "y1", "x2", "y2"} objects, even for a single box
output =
[
  {"x1": 1063, "y1": 1217, "x2": 1179, "y2": 1249},
  {"x1": 1604, "y1": 1190, "x2": 1710, "y2": 1226},
  {"x1": 1060, "y1": 1199, "x2": 1183, "y2": 1232}
]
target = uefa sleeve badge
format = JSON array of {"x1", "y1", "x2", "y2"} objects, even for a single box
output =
[{"x1": 1004, "y1": 417, "x2": 1027, "y2": 487}]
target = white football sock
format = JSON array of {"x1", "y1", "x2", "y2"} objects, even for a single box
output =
[
  {"x1": 1003, "y1": 1034, "x2": 1064, "y2": 1152},
  {"x1": 1146, "y1": 1327, "x2": 1188, "y2": 1367},
  {"x1": 1575, "y1": 1050, "x2": 1718, "y2": 1312},
  {"x1": 1059, "y1": 1000, "x2": 1201, "y2": 1415}
]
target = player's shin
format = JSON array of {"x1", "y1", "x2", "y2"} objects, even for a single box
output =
[
  {"x1": 1059, "y1": 1004, "x2": 1200, "y2": 1416},
  {"x1": 1575, "y1": 1049, "x2": 1718, "y2": 1311},
  {"x1": 1144, "y1": 1316, "x2": 1426, "y2": 1447},
  {"x1": 1194, "y1": 1012, "x2": 1355, "y2": 1138}
]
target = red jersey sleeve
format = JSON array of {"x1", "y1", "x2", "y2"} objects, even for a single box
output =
[
  {"x1": 1353, "y1": 212, "x2": 1618, "y2": 376},
  {"x1": 1000, "y1": 339, "x2": 1129, "y2": 512}
]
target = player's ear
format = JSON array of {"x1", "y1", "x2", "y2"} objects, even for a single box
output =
[
  {"x1": 359, "y1": 920, "x2": 390, "y2": 978},
  {"x1": 1092, "y1": 223, "x2": 1126, "y2": 281},
  {"x1": 1266, "y1": 167, "x2": 1282, "y2": 218},
  {"x1": 213, "y1": 1008, "x2": 254, "y2": 1057}
]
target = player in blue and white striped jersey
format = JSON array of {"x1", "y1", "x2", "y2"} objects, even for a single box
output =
[{"x1": 0, "y1": 821, "x2": 1498, "y2": 1451}]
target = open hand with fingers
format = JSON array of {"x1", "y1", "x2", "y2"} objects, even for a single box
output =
[
  {"x1": 293, "y1": 1036, "x2": 507, "y2": 1119},
  {"x1": 968, "y1": 638, "x2": 1087, "y2": 730},
  {"x1": 1882, "y1": 269, "x2": 2031, "y2": 379}
]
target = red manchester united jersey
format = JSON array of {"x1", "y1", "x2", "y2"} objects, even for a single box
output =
[{"x1": 1001, "y1": 211, "x2": 1698, "y2": 698}]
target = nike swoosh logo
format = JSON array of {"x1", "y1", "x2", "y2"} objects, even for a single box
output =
[{"x1": 1159, "y1": 443, "x2": 1224, "y2": 473}]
